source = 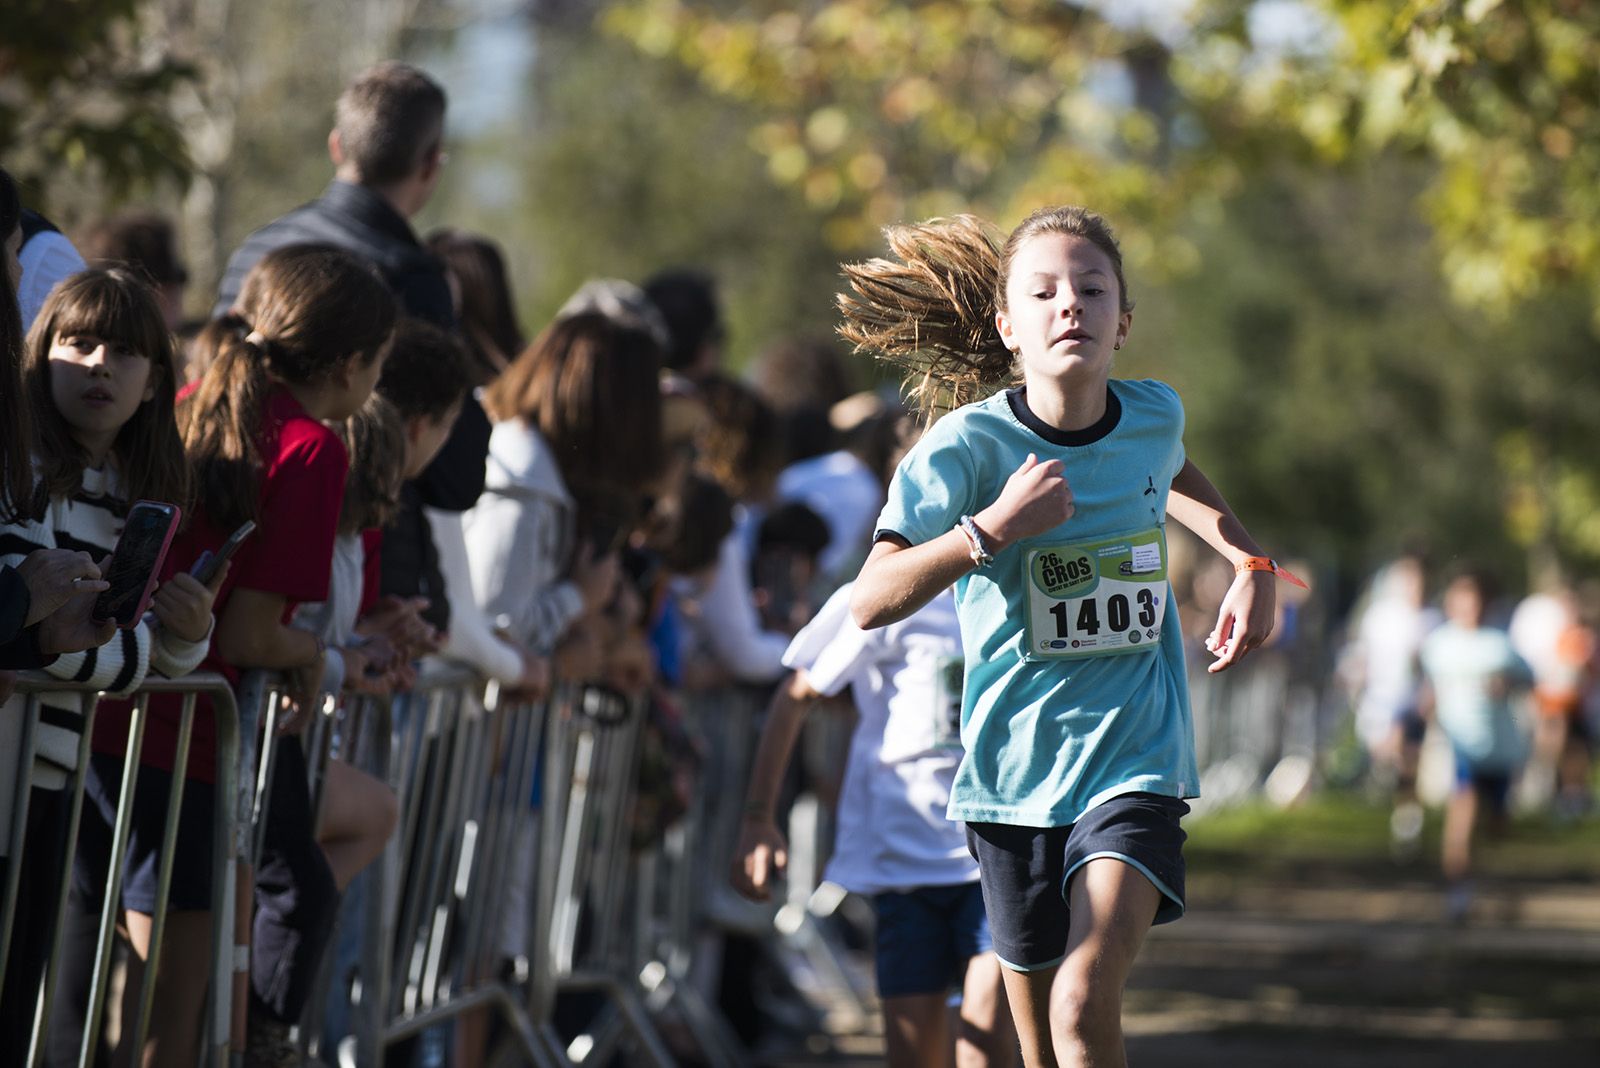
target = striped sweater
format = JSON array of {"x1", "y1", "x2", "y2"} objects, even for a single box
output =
[{"x1": 0, "y1": 462, "x2": 210, "y2": 795}]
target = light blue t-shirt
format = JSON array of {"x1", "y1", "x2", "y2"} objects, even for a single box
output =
[
  {"x1": 876, "y1": 380, "x2": 1199, "y2": 826},
  {"x1": 1420, "y1": 623, "x2": 1530, "y2": 772}
]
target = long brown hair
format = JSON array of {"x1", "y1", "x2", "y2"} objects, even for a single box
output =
[
  {"x1": 24, "y1": 269, "x2": 190, "y2": 513},
  {"x1": 334, "y1": 393, "x2": 405, "y2": 534},
  {"x1": 1, "y1": 167, "x2": 31, "y2": 520},
  {"x1": 183, "y1": 244, "x2": 397, "y2": 531},
  {"x1": 426, "y1": 227, "x2": 522, "y2": 385},
  {"x1": 693, "y1": 373, "x2": 782, "y2": 502},
  {"x1": 482, "y1": 311, "x2": 663, "y2": 496},
  {"x1": 838, "y1": 206, "x2": 1131, "y2": 417}
]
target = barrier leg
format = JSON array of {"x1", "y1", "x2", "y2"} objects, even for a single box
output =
[
  {"x1": 31, "y1": 692, "x2": 99, "y2": 1067},
  {"x1": 125, "y1": 696, "x2": 197, "y2": 1059}
]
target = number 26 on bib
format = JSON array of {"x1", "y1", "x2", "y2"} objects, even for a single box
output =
[{"x1": 1023, "y1": 526, "x2": 1167, "y2": 660}]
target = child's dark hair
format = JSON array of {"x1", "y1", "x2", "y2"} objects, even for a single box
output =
[
  {"x1": 78, "y1": 212, "x2": 189, "y2": 287},
  {"x1": 643, "y1": 268, "x2": 722, "y2": 374},
  {"x1": 757, "y1": 501, "x2": 831, "y2": 560},
  {"x1": 1446, "y1": 565, "x2": 1498, "y2": 605},
  {"x1": 649, "y1": 473, "x2": 733, "y2": 575},
  {"x1": 335, "y1": 393, "x2": 405, "y2": 534},
  {"x1": 1, "y1": 167, "x2": 31, "y2": 521},
  {"x1": 838, "y1": 206, "x2": 1131, "y2": 417},
  {"x1": 483, "y1": 311, "x2": 664, "y2": 497},
  {"x1": 183, "y1": 244, "x2": 397, "y2": 531},
  {"x1": 24, "y1": 269, "x2": 191, "y2": 512},
  {"x1": 376, "y1": 317, "x2": 471, "y2": 423}
]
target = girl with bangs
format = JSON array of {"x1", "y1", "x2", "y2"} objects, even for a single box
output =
[
  {"x1": 0, "y1": 268, "x2": 223, "y2": 1052},
  {"x1": 1, "y1": 166, "x2": 113, "y2": 673},
  {"x1": 55, "y1": 245, "x2": 396, "y2": 1068}
]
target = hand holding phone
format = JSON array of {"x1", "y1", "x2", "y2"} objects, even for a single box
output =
[
  {"x1": 93, "y1": 501, "x2": 182, "y2": 628},
  {"x1": 189, "y1": 520, "x2": 256, "y2": 587}
]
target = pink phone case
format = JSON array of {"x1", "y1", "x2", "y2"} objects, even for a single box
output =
[{"x1": 98, "y1": 500, "x2": 182, "y2": 629}]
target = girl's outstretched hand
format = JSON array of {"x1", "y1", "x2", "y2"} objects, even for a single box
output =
[
  {"x1": 975, "y1": 453, "x2": 1075, "y2": 550},
  {"x1": 731, "y1": 816, "x2": 788, "y2": 902},
  {"x1": 1205, "y1": 570, "x2": 1276, "y2": 673}
]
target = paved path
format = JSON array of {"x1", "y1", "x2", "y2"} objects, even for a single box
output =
[
  {"x1": 1124, "y1": 869, "x2": 1600, "y2": 1066},
  {"x1": 767, "y1": 867, "x2": 1600, "y2": 1066}
]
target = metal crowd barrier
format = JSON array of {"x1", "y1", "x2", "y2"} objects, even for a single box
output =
[
  {"x1": 0, "y1": 672, "x2": 245, "y2": 1068},
  {"x1": 0, "y1": 653, "x2": 911, "y2": 1068},
  {"x1": 240, "y1": 665, "x2": 697, "y2": 1067}
]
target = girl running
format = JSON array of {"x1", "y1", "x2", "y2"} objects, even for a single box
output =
[
  {"x1": 844, "y1": 207, "x2": 1298, "y2": 1067},
  {"x1": 733, "y1": 580, "x2": 1015, "y2": 1068}
]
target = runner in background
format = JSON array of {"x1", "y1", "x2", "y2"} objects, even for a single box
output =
[
  {"x1": 1421, "y1": 569, "x2": 1533, "y2": 921},
  {"x1": 734, "y1": 581, "x2": 1016, "y2": 1068},
  {"x1": 1341, "y1": 552, "x2": 1439, "y2": 857}
]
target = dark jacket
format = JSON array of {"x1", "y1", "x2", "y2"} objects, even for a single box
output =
[
  {"x1": 0, "y1": 565, "x2": 52, "y2": 669},
  {"x1": 213, "y1": 180, "x2": 454, "y2": 327},
  {"x1": 213, "y1": 179, "x2": 491, "y2": 632}
]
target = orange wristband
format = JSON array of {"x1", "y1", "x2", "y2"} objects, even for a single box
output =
[{"x1": 1235, "y1": 556, "x2": 1309, "y2": 589}]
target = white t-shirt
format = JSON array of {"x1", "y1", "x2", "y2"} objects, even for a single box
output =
[
  {"x1": 1353, "y1": 596, "x2": 1441, "y2": 747},
  {"x1": 18, "y1": 229, "x2": 86, "y2": 331},
  {"x1": 775, "y1": 451, "x2": 883, "y2": 580},
  {"x1": 785, "y1": 584, "x2": 978, "y2": 895}
]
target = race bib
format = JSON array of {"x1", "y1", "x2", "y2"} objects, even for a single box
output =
[{"x1": 1023, "y1": 526, "x2": 1167, "y2": 660}]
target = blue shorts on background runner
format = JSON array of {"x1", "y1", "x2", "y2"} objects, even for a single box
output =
[{"x1": 872, "y1": 882, "x2": 991, "y2": 998}]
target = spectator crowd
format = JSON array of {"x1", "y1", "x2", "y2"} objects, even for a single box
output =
[{"x1": 0, "y1": 60, "x2": 905, "y2": 1067}]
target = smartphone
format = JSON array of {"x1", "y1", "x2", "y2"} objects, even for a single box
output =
[
  {"x1": 93, "y1": 500, "x2": 182, "y2": 628},
  {"x1": 189, "y1": 519, "x2": 256, "y2": 587}
]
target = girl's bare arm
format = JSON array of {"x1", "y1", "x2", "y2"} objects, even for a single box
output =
[
  {"x1": 852, "y1": 452, "x2": 1075, "y2": 630},
  {"x1": 1167, "y1": 458, "x2": 1277, "y2": 672}
]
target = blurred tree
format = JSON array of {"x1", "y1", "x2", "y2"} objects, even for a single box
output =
[
  {"x1": 603, "y1": 0, "x2": 1239, "y2": 280},
  {"x1": 0, "y1": 0, "x2": 195, "y2": 204},
  {"x1": 426, "y1": 19, "x2": 856, "y2": 368},
  {"x1": 1225, "y1": 0, "x2": 1600, "y2": 325},
  {"x1": 601, "y1": 0, "x2": 1600, "y2": 582},
  {"x1": 4, "y1": 0, "x2": 460, "y2": 315},
  {"x1": 605, "y1": 0, "x2": 1600, "y2": 321}
]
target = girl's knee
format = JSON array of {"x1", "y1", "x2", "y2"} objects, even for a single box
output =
[{"x1": 1049, "y1": 968, "x2": 1120, "y2": 1038}]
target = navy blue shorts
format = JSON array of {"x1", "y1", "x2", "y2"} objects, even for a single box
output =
[
  {"x1": 75, "y1": 753, "x2": 217, "y2": 914},
  {"x1": 871, "y1": 882, "x2": 991, "y2": 998},
  {"x1": 1453, "y1": 759, "x2": 1513, "y2": 816},
  {"x1": 965, "y1": 792, "x2": 1188, "y2": 972}
]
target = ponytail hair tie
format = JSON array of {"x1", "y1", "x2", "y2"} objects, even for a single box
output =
[{"x1": 244, "y1": 330, "x2": 267, "y2": 347}]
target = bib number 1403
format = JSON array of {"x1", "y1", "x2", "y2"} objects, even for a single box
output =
[{"x1": 1047, "y1": 588, "x2": 1160, "y2": 639}]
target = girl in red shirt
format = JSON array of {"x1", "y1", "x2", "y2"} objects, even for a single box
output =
[{"x1": 76, "y1": 245, "x2": 396, "y2": 1067}]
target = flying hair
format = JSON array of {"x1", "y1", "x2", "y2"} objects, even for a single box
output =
[
  {"x1": 838, "y1": 214, "x2": 1010, "y2": 418},
  {"x1": 838, "y1": 206, "x2": 1131, "y2": 419}
]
